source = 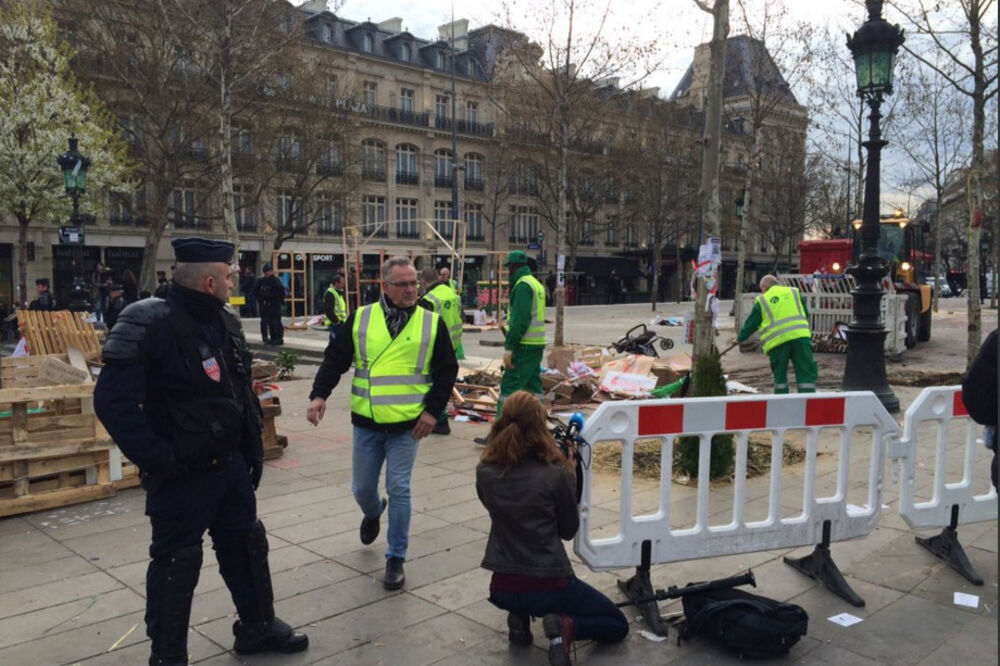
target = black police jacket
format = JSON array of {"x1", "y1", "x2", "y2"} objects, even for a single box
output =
[{"x1": 94, "y1": 283, "x2": 263, "y2": 474}]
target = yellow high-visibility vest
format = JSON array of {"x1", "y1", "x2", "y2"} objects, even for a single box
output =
[
  {"x1": 756, "y1": 285, "x2": 811, "y2": 353},
  {"x1": 324, "y1": 286, "x2": 348, "y2": 327},
  {"x1": 508, "y1": 274, "x2": 546, "y2": 346},
  {"x1": 424, "y1": 283, "x2": 463, "y2": 350},
  {"x1": 350, "y1": 302, "x2": 439, "y2": 423}
]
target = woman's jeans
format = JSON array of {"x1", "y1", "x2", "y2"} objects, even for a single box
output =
[
  {"x1": 352, "y1": 426, "x2": 420, "y2": 560},
  {"x1": 489, "y1": 576, "x2": 629, "y2": 643}
]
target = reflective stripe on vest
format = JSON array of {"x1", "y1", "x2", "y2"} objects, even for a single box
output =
[
  {"x1": 323, "y1": 286, "x2": 348, "y2": 327},
  {"x1": 350, "y1": 302, "x2": 438, "y2": 423},
  {"x1": 424, "y1": 283, "x2": 463, "y2": 349},
  {"x1": 756, "y1": 285, "x2": 811, "y2": 354},
  {"x1": 508, "y1": 274, "x2": 546, "y2": 346}
]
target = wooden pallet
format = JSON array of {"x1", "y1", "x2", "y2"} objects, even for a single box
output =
[
  {"x1": 451, "y1": 383, "x2": 499, "y2": 411},
  {"x1": 261, "y1": 397, "x2": 286, "y2": 460},
  {"x1": 1, "y1": 354, "x2": 70, "y2": 388},
  {"x1": 17, "y1": 310, "x2": 102, "y2": 359},
  {"x1": 0, "y1": 450, "x2": 114, "y2": 517}
]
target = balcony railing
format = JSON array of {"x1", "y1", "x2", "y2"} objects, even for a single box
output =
[
  {"x1": 109, "y1": 215, "x2": 149, "y2": 228},
  {"x1": 317, "y1": 224, "x2": 343, "y2": 236},
  {"x1": 436, "y1": 117, "x2": 495, "y2": 137},
  {"x1": 434, "y1": 175, "x2": 453, "y2": 189},
  {"x1": 362, "y1": 167, "x2": 386, "y2": 182},
  {"x1": 464, "y1": 177, "x2": 484, "y2": 191},
  {"x1": 317, "y1": 163, "x2": 344, "y2": 176},
  {"x1": 395, "y1": 171, "x2": 419, "y2": 186},
  {"x1": 366, "y1": 105, "x2": 430, "y2": 128},
  {"x1": 172, "y1": 215, "x2": 210, "y2": 230}
]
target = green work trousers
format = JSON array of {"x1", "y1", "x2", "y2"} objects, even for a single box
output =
[
  {"x1": 497, "y1": 345, "x2": 545, "y2": 416},
  {"x1": 767, "y1": 337, "x2": 817, "y2": 394},
  {"x1": 455, "y1": 340, "x2": 466, "y2": 361}
]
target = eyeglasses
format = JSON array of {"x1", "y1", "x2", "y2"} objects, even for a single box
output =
[{"x1": 386, "y1": 280, "x2": 418, "y2": 288}]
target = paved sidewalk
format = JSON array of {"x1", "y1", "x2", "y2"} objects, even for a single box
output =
[{"x1": 1, "y1": 303, "x2": 996, "y2": 665}]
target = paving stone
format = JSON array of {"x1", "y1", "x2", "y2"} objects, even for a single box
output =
[
  {"x1": 0, "y1": 553, "x2": 98, "y2": 595},
  {"x1": 0, "y1": 569, "x2": 124, "y2": 620},
  {"x1": 400, "y1": 538, "x2": 488, "y2": 588},
  {"x1": 411, "y1": 483, "x2": 480, "y2": 512},
  {"x1": 907, "y1": 544, "x2": 998, "y2": 613},
  {"x1": 423, "y1": 498, "x2": 489, "y2": 526},
  {"x1": 59, "y1": 523, "x2": 152, "y2": 569},
  {"x1": 917, "y1": 612, "x2": 999, "y2": 665},
  {"x1": 75, "y1": 629, "x2": 226, "y2": 665},
  {"x1": 0, "y1": 525, "x2": 76, "y2": 568},
  {"x1": 410, "y1": 566, "x2": 492, "y2": 611}
]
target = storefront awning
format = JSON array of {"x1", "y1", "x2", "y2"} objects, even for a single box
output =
[{"x1": 573, "y1": 256, "x2": 641, "y2": 279}]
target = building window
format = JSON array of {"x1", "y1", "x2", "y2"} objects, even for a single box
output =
[
  {"x1": 323, "y1": 24, "x2": 334, "y2": 43},
  {"x1": 319, "y1": 139, "x2": 342, "y2": 175},
  {"x1": 464, "y1": 153, "x2": 484, "y2": 190},
  {"x1": 435, "y1": 94, "x2": 449, "y2": 119},
  {"x1": 362, "y1": 195, "x2": 386, "y2": 236},
  {"x1": 400, "y1": 42, "x2": 411, "y2": 61},
  {"x1": 400, "y1": 88, "x2": 414, "y2": 113},
  {"x1": 232, "y1": 127, "x2": 252, "y2": 155},
  {"x1": 465, "y1": 203, "x2": 484, "y2": 240},
  {"x1": 362, "y1": 80, "x2": 377, "y2": 106},
  {"x1": 233, "y1": 185, "x2": 256, "y2": 232},
  {"x1": 580, "y1": 219, "x2": 594, "y2": 246},
  {"x1": 276, "y1": 189, "x2": 304, "y2": 231},
  {"x1": 274, "y1": 130, "x2": 301, "y2": 164},
  {"x1": 436, "y1": 51, "x2": 446, "y2": 69},
  {"x1": 466, "y1": 101, "x2": 478, "y2": 123},
  {"x1": 395, "y1": 198, "x2": 419, "y2": 238},
  {"x1": 171, "y1": 181, "x2": 204, "y2": 229},
  {"x1": 362, "y1": 33, "x2": 374, "y2": 52},
  {"x1": 395, "y1": 144, "x2": 419, "y2": 185},
  {"x1": 604, "y1": 216, "x2": 619, "y2": 246},
  {"x1": 434, "y1": 200, "x2": 454, "y2": 237},
  {"x1": 326, "y1": 75, "x2": 337, "y2": 99},
  {"x1": 624, "y1": 223, "x2": 638, "y2": 248},
  {"x1": 510, "y1": 162, "x2": 539, "y2": 196},
  {"x1": 315, "y1": 193, "x2": 342, "y2": 235},
  {"x1": 509, "y1": 205, "x2": 539, "y2": 243},
  {"x1": 434, "y1": 149, "x2": 453, "y2": 188},
  {"x1": 109, "y1": 187, "x2": 147, "y2": 227},
  {"x1": 362, "y1": 139, "x2": 385, "y2": 181}
]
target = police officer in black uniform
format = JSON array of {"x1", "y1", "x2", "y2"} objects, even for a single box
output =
[
  {"x1": 29, "y1": 277, "x2": 56, "y2": 310},
  {"x1": 93, "y1": 238, "x2": 308, "y2": 666}
]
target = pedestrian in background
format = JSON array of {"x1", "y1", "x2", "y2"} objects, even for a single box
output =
[
  {"x1": 963, "y1": 328, "x2": 997, "y2": 490},
  {"x1": 240, "y1": 265, "x2": 257, "y2": 318},
  {"x1": 28, "y1": 278, "x2": 55, "y2": 310},
  {"x1": 254, "y1": 263, "x2": 285, "y2": 345},
  {"x1": 420, "y1": 266, "x2": 463, "y2": 434},
  {"x1": 306, "y1": 256, "x2": 458, "y2": 591},
  {"x1": 735, "y1": 274, "x2": 817, "y2": 393},
  {"x1": 322, "y1": 273, "x2": 348, "y2": 328},
  {"x1": 104, "y1": 283, "x2": 126, "y2": 330},
  {"x1": 498, "y1": 251, "x2": 547, "y2": 416},
  {"x1": 94, "y1": 237, "x2": 308, "y2": 665}
]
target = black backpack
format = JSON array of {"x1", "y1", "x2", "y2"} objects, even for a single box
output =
[{"x1": 677, "y1": 586, "x2": 808, "y2": 659}]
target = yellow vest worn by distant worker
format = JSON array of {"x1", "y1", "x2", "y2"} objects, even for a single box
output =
[{"x1": 755, "y1": 285, "x2": 811, "y2": 354}]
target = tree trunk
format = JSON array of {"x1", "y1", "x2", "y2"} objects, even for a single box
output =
[
  {"x1": 733, "y1": 156, "x2": 754, "y2": 324},
  {"x1": 965, "y1": 0, "x2": 986, "y2": 365},
  {"x1": 675, "y1": 242, "x2": 682, "y2": 303},
  {"x1": 17, "y1": 217, "x2": 29, "y2": 309},
  {"x1": 218, "y1": 2, "x2": 240, "y2": 294},
  {"x1": 932, "y1": 190, "x2": 942, "y2": 312},
  {"x1": 554, "y1": 107, "x2": 569, "y2": 347},
  {"x1": 692, "y1": 0, "x2": 728, "y2": 363},
  {"x1": 138, "y1": 188, "x2": 172, "y2": 293},
  {"x1": 651, "y1": 246, "x2": 662, "y2": 311}
]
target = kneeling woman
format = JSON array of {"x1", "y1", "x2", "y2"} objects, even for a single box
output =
[{"x1": 476, "y1": 391, "x2": 628, "y2": 666}]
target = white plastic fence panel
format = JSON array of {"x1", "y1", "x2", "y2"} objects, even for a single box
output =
[
  {"x1": 891, "y1": 386, "x2": 997, "y2": 529},
  {"x1": 575, "y1": 392, "x2": 899, "y2": 571}
]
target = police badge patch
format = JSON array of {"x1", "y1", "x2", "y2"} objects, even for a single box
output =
[{"x1": 203, "y1": 356, "x2": 222, "y2": 382}]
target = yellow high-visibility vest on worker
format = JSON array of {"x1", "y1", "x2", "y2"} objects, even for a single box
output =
[
  {"x1": 351, "y1": 302, "x2": 439, "y2": 423},
  {"x1": 423, "y1": 283, "x2": 463, "y2": 350},
  {"x1": 497, "y1": 250, "x2": 547, "y2": 416},
  {"x1": 736, "y1": 278, "x2": 817, "y2": 394},
  {"x1": 324, "y1": 285, "x2": 348, "y2": 327}
]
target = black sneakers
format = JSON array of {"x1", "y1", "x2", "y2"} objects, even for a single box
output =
[
  {"x1": 507, "y1": 612, "x2": 533, "y2": 646},
  {"x1": 232, "y1": 617, "x2": 309, "y2": 655},
  {"x1": 542, "y1": 614, "x2": 574, "y2": 666},
  {"x1": 384, "y1": 556, "x2": 405, "y2": 590},
  {"x1": 360, "y1": 497, "x2": 386, "y2": 545}
]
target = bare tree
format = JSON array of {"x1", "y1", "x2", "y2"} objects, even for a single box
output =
[
  {"x1": 803, "y1": 150, "x2": 853, "y2": 240},
  {"x1": 493, "y1": 0, "x2": 660, "y2": 346},
  {"x1": 65, "y1": 0, "x2": 219, "y2": 292},
  {"x1": 758, "y1": 129, "x2": 809, "y2": 271},
  {"x1": 887, "y1": 0, "x2": 999, "y2": 363}
]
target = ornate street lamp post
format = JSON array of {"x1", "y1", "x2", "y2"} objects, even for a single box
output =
[
  {"x1": 842, "y1": 0, "x2": 904, "y2": 412},
  {"x1": 56, "y1": 136, "x2": 93, "y2": 312}
]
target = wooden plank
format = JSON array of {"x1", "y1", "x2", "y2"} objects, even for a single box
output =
[
  {"x1": 0, "y1": 384, "x2": 96, "y2": 402},
  {"x1": 0, "y1": 437, "x2": 112, "y2": 461},
  {"x1": 0, "y1": 484, "x2": 115, "y2": 518}
]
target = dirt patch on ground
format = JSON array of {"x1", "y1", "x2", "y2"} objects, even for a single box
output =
[
  {"x1": 886, "y1": 369, "x2": 965, "y2": 387},
  {"x1": 593, "y1": 437, "x2": 806, "y2": 483}
]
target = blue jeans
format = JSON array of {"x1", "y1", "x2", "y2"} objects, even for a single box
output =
[
  {"x1": 489, "y1": 576, "x2": 629, "y2": 644},
  {"x1": 352, "y1": 426, "x2": 419, "y2": 559}
]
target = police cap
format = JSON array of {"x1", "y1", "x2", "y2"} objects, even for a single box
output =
[{"x1": 171, "y1": 237, "x2": 234, "y2": 264}]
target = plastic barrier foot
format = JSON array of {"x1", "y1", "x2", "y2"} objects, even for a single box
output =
[
  {"x1": 915, "y1": 505, "x2": 984, "y2": 586},
  {"x1": 617, "y1": 540, "x2": 670, "y2": 637},
  {"x1": 784, "y1": 520, "x2": 865, "y2": 607}
]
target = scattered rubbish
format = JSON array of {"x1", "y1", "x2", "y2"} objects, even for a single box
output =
[
  {"x1": 827, "y1": 612, "x2": 863, "y2": 627},
  {"x1": 107, "y1": 623, "x2": 140, "y2": 652},
  {"x1": 638, "y1": 629, "x2": 669, "y2": 642},
  {"x1": 725, "y1": 380, "x2": 759, "y2": 394},
  {"x1": 954, "y1": 592, "x2": 979, "y2": 608},
  {"x1": 651, "y1": 315, "x2": 684, "y2": 326}
]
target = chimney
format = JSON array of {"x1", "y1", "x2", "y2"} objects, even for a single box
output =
[
  {"x1": 378, "y1": 17, "x2": 403, "y2": 33},
  {"x1": 438, "y1": 19, "x2": 469, "y2": 50}
]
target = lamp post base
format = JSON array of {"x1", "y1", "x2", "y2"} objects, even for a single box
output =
[{"x1": 842, "y1": 325, "x2": 899, "y2": 413}]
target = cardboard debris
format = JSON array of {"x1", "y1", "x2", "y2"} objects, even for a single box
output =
[
  {"x1": 650, "y1": 353, "x2": 692, "y2": 386},
  {"x1": 38, "y1": 356, "x2": 92, "y2": 385}
]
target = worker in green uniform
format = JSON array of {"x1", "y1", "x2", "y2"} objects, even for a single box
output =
[
  {"x1": 420, "y1": 267, "x2": 463, "y2": 435},
  {"x1": 735, "y1": 274, "x2": 817, "y2": 393},
  {"x1": 438, "y1": 266, "x2": 465, "y2": 360},
  {"x1": 498, "y1": 251, "x2": 546, "y2": 415},
  {"x1": 323, "y1": 274, "x2": 348, "y2": 328}
]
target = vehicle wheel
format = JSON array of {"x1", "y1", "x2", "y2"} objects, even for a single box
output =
[
  {"x1": 660, "y1": 338, "x2": 674, "y2": 350},
  {"x1": 917, "y1": 305, "x2": 931, "y2": 342},
  {"x1": 904, "y1": 292, "x2": 920, "y2": 348}
]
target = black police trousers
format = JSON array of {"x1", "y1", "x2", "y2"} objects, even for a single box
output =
[{"x1": 145, "y1": 456, "x2": 274, "y2": 661}]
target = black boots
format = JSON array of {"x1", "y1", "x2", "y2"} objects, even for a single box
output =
[
  {"x1": 507, "y1": 612, "x2": 533, "y2": 646},
  {"x1": 384, "y1": 556, "x2": 405, "y2": 590},
  {"x1": 360, "y1": 497, "x2": 386, "y2": 545},
  {"x1": 147, "y1": 545, "x2": 203, "y2": 666},
  {"x1": 543, "y1": 614, "x2": 574, "y2": 666},
  {"x1": 233, "y1": 616, "x2": 309, "y2": 655}
]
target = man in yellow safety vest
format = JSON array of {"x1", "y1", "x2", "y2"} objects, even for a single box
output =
[
  {"x1": 438, "y1": 266, "x2": 465, "y2": 360},
  {"x1": 498, "y1": 250, "x2": 546, "y2": 416},
  {"x1": 306, "y1": 256, "x2": 458, "y2": 590},
  {"x1": 735, "y1": 274, "x2": 817, "y2": 393},
  {"x1": 322, "y1": 273, "x2": 348, "y2": 328},
  {"x1": 420, "y1": 267, "x2": 464, "y2": 434}
]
